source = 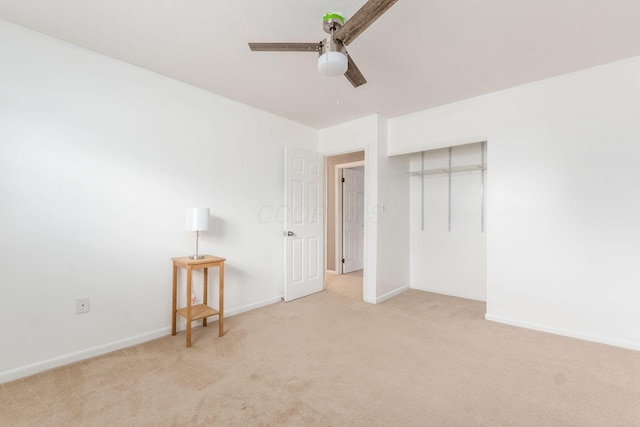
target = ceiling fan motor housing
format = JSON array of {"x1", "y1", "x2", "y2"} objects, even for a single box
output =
[{"x1": 320, "y1": 36, "x2": 346, "y2": 56}]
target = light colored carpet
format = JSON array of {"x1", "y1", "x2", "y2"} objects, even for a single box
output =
[
  {"x1": 2, "y1": 272, "x2": 640, "y2": 426},
  {"x1": 325, "y1": 269, "x2": 363, "y2": 300}
]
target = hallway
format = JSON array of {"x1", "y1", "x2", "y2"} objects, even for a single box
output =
[{"x1": 325, "y1": 270, "x2": 363, "y2": 301}]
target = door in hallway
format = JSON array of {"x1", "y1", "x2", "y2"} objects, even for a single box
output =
[{"x1": 342, "y1": 168, "x2": 364, "y2": 273}]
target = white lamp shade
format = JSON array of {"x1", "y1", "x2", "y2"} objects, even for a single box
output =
[
  {"x1": 317, "y1": 51, "x2": 348, "y2": 77},
  {"x1": 185, "y1": 208, "x2": 209, "y2": 231}
]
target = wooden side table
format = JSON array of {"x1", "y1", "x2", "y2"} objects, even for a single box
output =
[{"x1": 171, "y1": 255, "x2": 225, "y2": 347}]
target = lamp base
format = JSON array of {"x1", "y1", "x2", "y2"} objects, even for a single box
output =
[{"x1": 189, "y1": 255, "x2": 205, "y2": 260}]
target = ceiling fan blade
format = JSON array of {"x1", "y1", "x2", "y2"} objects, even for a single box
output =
[
  {"x1": 334, "y1": 0, "x2": 398, "y2": 46},
  {"x1": 248, "y1": 42, "x2": 321, "y2": 52},
  {"x1": 345, "y1": 54, "x2": 367, "y2": 88}
]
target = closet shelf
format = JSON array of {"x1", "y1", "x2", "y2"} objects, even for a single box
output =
[{"x1": 408, "y1": 163, "x2": 486, "y2": 176}]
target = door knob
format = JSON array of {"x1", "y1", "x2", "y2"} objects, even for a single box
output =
[{"x1": 283, "y1": 231, "x2": 294, "y2": 236}]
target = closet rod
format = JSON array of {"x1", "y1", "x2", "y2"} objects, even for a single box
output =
[{"x1": 408, "y1": 163, "x2": 486, "y2": 177}]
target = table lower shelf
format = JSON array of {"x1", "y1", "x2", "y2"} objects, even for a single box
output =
[{"x1": 176, "y1": 304, "x2": 219, "y2": 321}]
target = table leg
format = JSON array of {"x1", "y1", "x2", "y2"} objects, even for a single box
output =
[
  {"x1": 203, "y1": 267, "x2": 208, "y2": 327},
  {"x1": 219, "y1": 262, "x2": 224, "y2": 337},
  {"x1": 172, "y1": 263, "x2": 177, "y2": 336},
  {"x1": 186, "y1": 265, "x2": 192, "y2": 348}
]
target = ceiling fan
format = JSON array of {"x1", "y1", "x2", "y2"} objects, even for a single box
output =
[{"x1": 248, "y1": 0, "x2": 398, "y2": 88}]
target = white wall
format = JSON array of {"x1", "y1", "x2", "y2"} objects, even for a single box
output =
[
  {"x1": 0, "y1": 20, "x2": 317, "y2": 382},
  {"x1": 374, "y1": 118, "x2": 410, "y2": 301},
  {"x1": 409, "y1": 143, "x2": 487, "y2": 301},
  {"x1": 319, "y1": 115, "x2": 410, "y2": 303},
  {"x1": 318, "y1": 115, "x2": 379, "y2": 155},
  {"x1": 389, "y1": 56, "x2": 640, "y2": 350}
]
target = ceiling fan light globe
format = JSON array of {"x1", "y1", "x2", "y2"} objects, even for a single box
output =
[{"x1": 317, "y1": 51, "x2": 348, "y2": 77}]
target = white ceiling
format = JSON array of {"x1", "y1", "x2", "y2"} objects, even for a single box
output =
[{"x1": 2, "y1": 1, "x2": 640, "y2": 129}]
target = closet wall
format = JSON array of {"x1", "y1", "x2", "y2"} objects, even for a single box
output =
[{"x1": 409, "y1": 142, "x2": 487, "y2": 301}]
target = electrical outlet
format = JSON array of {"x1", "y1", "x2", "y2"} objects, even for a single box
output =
[{"x1": 76, "y1": 297, "x2": 90, "y2": 314}]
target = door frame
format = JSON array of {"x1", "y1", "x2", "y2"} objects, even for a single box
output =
[{"x1": 334, "y1": 160, "x2": 365, "y2": 274}]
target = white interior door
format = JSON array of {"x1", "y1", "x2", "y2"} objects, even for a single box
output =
[
  {"x1": 342, "y1": 168, "x2": 364, "y2": 273},
  {"x1": 284, "y1": 147, "x2": 324, "y2": 302}
]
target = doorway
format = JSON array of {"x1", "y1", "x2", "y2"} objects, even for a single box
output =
[
  {"x1": 325, "y1": 151, "x2": 365, "y2": 280},
  {"x1": 325, "y1": 270, "x2": 364, "y2": 301}
]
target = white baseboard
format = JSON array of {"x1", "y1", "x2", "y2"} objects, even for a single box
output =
[
  {"x1": 1, "y1": 296, "x2": 284, "y2": 384},
  {"x1": 485, "y1": 313, "x2": 640, "y2": 352},
  {"x1": 225, "y1": 296, "x2": 282, "y2": 317},
  {"x1": 325, "y1": 270, "x2": 338, "y2": 275},
  {"x1": 367, "y1": 284, "x2": 410, "y2": 304},
  {"x1": 0, "y1": 327, "x2": 170, "y2": 384}
]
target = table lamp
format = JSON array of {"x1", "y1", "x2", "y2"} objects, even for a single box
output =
[{"x1": 185, "y1": 208, "x2": 209, "y2": 259}]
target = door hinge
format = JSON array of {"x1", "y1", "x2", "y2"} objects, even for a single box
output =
[
  {"x1": 342, "y1": 258, "x2": 345, "y2": 263},
  {"x1": 342, "y1": 177, "x2": 345, "y2": 183}
]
